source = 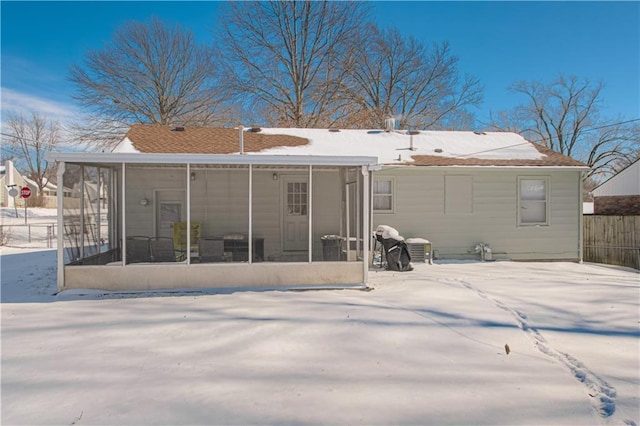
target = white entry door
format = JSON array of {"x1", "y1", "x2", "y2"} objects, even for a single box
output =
[
  {"x1": 155, "y1": 190, "x2": 184, "y2": 239},
  {"x1": 282, "y1": 176, "x2": 309, "y2": 251}
]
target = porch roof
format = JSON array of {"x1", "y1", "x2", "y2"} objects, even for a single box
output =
[{"x1": 47, "y1": 152, "x2": 379, "y2": 168}]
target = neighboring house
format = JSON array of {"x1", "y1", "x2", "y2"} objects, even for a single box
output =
[
  {"x1": 48, "y1": 124, "x2": 588, "y2": 292},
  {"x1": 591, "y1": 159, "x2": 640, "y2": 215},
  {"x1": 0, "y1": 160, "x2": 30, "y2": 208}
]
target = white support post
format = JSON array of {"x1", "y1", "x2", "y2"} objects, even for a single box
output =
[
  {"x1": 56, "y1": 162, "x2": 65, "y2": 291},
  {"x1": 248, "y1": 165, "x2": 253, "y2": 264},
  {"x1": 79, "y1": 166, "x2": 85, "y2": 260},
  {"x1": 121, "y1": 163, "x2": 126, "y2": 266},
  {"x1": 361, "y1": 165, "x2": 370, "y2": 285},
  {"x1": 308, "y1": 165, "x2": 313, "y2": 263},
  {"x1": 97, "y1": 167, "x2": 101, "y2": 254},
  {"x1": 578, "y1": 172, "x2": 584, "y2": 263},
  {"x1": 356, "y1": 171, "x2": 361, "y2": 258},
  {"x1": 187, "y1": 164, "x2": 191, "y2": 264},
  {"x1": 346, "y1": 183, "x2": 350, "y2": 261}
]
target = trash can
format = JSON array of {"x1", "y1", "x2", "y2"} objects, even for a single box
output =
[{"x1": 321, "y1": 235, "x2": 344, "y2": 261}]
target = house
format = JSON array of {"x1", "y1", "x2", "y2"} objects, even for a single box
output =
[
  {"x1": 591, "y1": 158, "x2": 640, "y2": 215},
  {"x1": 0, "y1": 160, "x2": 30, "y2": 208},
  {"x1": 48, "y1": 124, "x2": 588, "y2": 292}
]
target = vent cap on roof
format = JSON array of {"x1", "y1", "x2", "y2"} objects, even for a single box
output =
[
  {"x1": 248, "y1": 127, "x2": 262, "y2": 133},
  {"x1": 384, "y1": 117, "x2": 396, "y2": 132},
  {"x1": 172, "y1": 126, "x2": 185, "y2": 132}
]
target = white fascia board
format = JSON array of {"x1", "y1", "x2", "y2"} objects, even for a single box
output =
[
  {"x1": 379, "y1": 164, "x2": 590, "y2": 171},
  {"x1": 46, "y1": 152, "x2": 378, "y2": 167}
]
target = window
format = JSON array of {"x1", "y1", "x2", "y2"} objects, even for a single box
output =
[
  {"x1": 519, "y1": 178, "x2": 549, "y2": 225},
  {"x1": 373, "y1": 178, "x2": 393, "y2": 212},
  {"x1": 445, "y1": 175, "x2": 472, "y2": 214},
  {"x1": 287, "y1": 182, "x2": 307, "y2": 216}
]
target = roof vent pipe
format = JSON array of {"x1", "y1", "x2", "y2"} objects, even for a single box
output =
[
  {"x1": 384, "y1": 117, "x2": 396, "y2": 132},
  {"x1": 239, "y1": 125, "x2": 244, "y2": 155},
  {"x1": 408, "y1": 130, "x2": 419, "y2": 151}
]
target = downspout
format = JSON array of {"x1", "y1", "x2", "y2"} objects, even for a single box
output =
[{"x1": 56, "y1": 161, "x2": 65, "y2": 292}]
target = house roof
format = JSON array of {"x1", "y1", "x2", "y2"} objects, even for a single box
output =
[
  {"x1": 117, "y1": 125, "x2": 308, "y2": 154},
  {"x1": 113, "y1": 124, "x2": 588, "y2": 168},
  {"x1": 591, "y1": 157, "x2": 640, "y2": 196}
]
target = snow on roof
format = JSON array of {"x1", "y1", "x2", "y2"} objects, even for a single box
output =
[
  {"x1": 256, "y1": 128, "x2": 544, "y2": 164},
  {"x1": 112, "y1": 137, "x2": 139, "y2": 153},
  {"x1": 111, "y1": 125, "x2": 587, "y2": 168}
]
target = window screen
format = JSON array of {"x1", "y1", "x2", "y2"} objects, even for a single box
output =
[
  {"x1": 373, "y1": 179, "x2": 393, "y2": 211},
  {"x1": 519, "y1": 178, "x2": 548, "y2": 225}
]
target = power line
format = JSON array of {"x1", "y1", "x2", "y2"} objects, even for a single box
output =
[
  {"x1": 458, "y1": 117, "x2": 640, "y2": 158},
  {"x1": 0, "y1": 131, "x2": 82, "y2": 151}
]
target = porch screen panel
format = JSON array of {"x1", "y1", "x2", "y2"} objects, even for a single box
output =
[
  {"x1": 312, "y1": 167, "x2": 345, "y2": 262},
  {"x1": 342, "y1": 168, "x2": 362, "y2": 262},
  {"x1": 62, "y1": 164, "x2": 83, "y2": 264},
  {"x1": 192, "y1": 165, "x2": 250, "y2": 263},
  {"x1": 124, "y1": 164, "x2": 187, "y2": 264},
  {"x1": 98, "y1": 168, "x2": 112, "y2": 254},
  {"x1": 82, "y1": 166, "x2": 100, "y2": 258}
]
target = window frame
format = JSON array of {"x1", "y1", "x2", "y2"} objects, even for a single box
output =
[
  {"x1": 518, "y1": 176, "x2": 550, "y2": 226},
  {"x1": 373, "y1": 177, "x2": 394, "y2": 213}
]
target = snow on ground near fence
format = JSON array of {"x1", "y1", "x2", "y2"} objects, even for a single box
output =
[
  {"x1": 1, "y1": 215, "x2": 638, "y2": 425},
  {"x1": 1, "y1": 207, "x2": 58, "y2": 249}
]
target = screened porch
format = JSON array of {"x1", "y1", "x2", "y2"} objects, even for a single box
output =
[{"x1": 52, "y1": 153, "x2": 376, "y2": 291}]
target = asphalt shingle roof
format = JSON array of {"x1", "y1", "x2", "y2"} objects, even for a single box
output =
[{"x1": 122, "y1": 124, "x2": 587, "y2": 168}]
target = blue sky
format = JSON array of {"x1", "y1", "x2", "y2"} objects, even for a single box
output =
[{"x1": 1, "y1": 1, "x2": 639, "y2": 129}]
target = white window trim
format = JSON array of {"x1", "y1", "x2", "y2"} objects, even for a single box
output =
[
  {"x1": 373, "y1": 176, "x2": 394, "y2": 213},
  {"x1": 518, "y1": 176, "x2": 550, "y2": 227}
]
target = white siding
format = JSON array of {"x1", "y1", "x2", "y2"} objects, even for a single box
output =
[
  {"x1": 373, "y1": 168, "x2": 583, "y2": 261},
  {"x1": 591, "y1": 160, "x2": 640, "y2": 196}
]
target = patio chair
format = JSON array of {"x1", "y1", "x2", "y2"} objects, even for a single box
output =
[
  {"x1": 126, "y1": 236, "x2": 151, "y2": 263},
  {"x1": 199, "y1": 238, "x2": 224, "y2": 263},
  {"x1": 173, "y1": 222, "x2": 201, "y2": 261},
  {"x1": 150, "y1": 237, "x2": 177, "y2": 262}
]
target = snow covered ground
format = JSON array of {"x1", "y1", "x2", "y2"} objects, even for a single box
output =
[{"x1": 1, "y1": 209, "x2": 639, "y2": 425}]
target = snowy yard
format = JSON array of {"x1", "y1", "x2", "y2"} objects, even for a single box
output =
[{"x1": 1, "y1": 209, "x2": 639, "y2": 425}]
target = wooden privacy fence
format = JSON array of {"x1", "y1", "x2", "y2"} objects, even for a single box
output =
[{"x1": 584, "y1": 215, "x2": 639, "y2": 270}]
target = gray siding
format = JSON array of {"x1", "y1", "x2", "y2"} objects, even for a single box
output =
[{"x1": 373, "y1": 167, "x2": 582, "y2": 261}]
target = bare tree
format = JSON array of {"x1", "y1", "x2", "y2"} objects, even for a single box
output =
[
  {"x1": 338, "y1": 26, "x2": 483, "y2": 129},
  {"x1": 69, "y1": 17, "x2": 232, "y2": 148},
  {"x1": 4, "y1": 112, "x2": 59, "y2": 200},
  {"x1": 489, "y1": 75, "x2": 640, "y2": 179},
  {"x1": 215, "y1": 1, "x2": 368, "y2": 127}
]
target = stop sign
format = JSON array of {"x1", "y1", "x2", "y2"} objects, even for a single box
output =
[{"x1": 20, "y1": 187, "x2": 32, "y2": 199}]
